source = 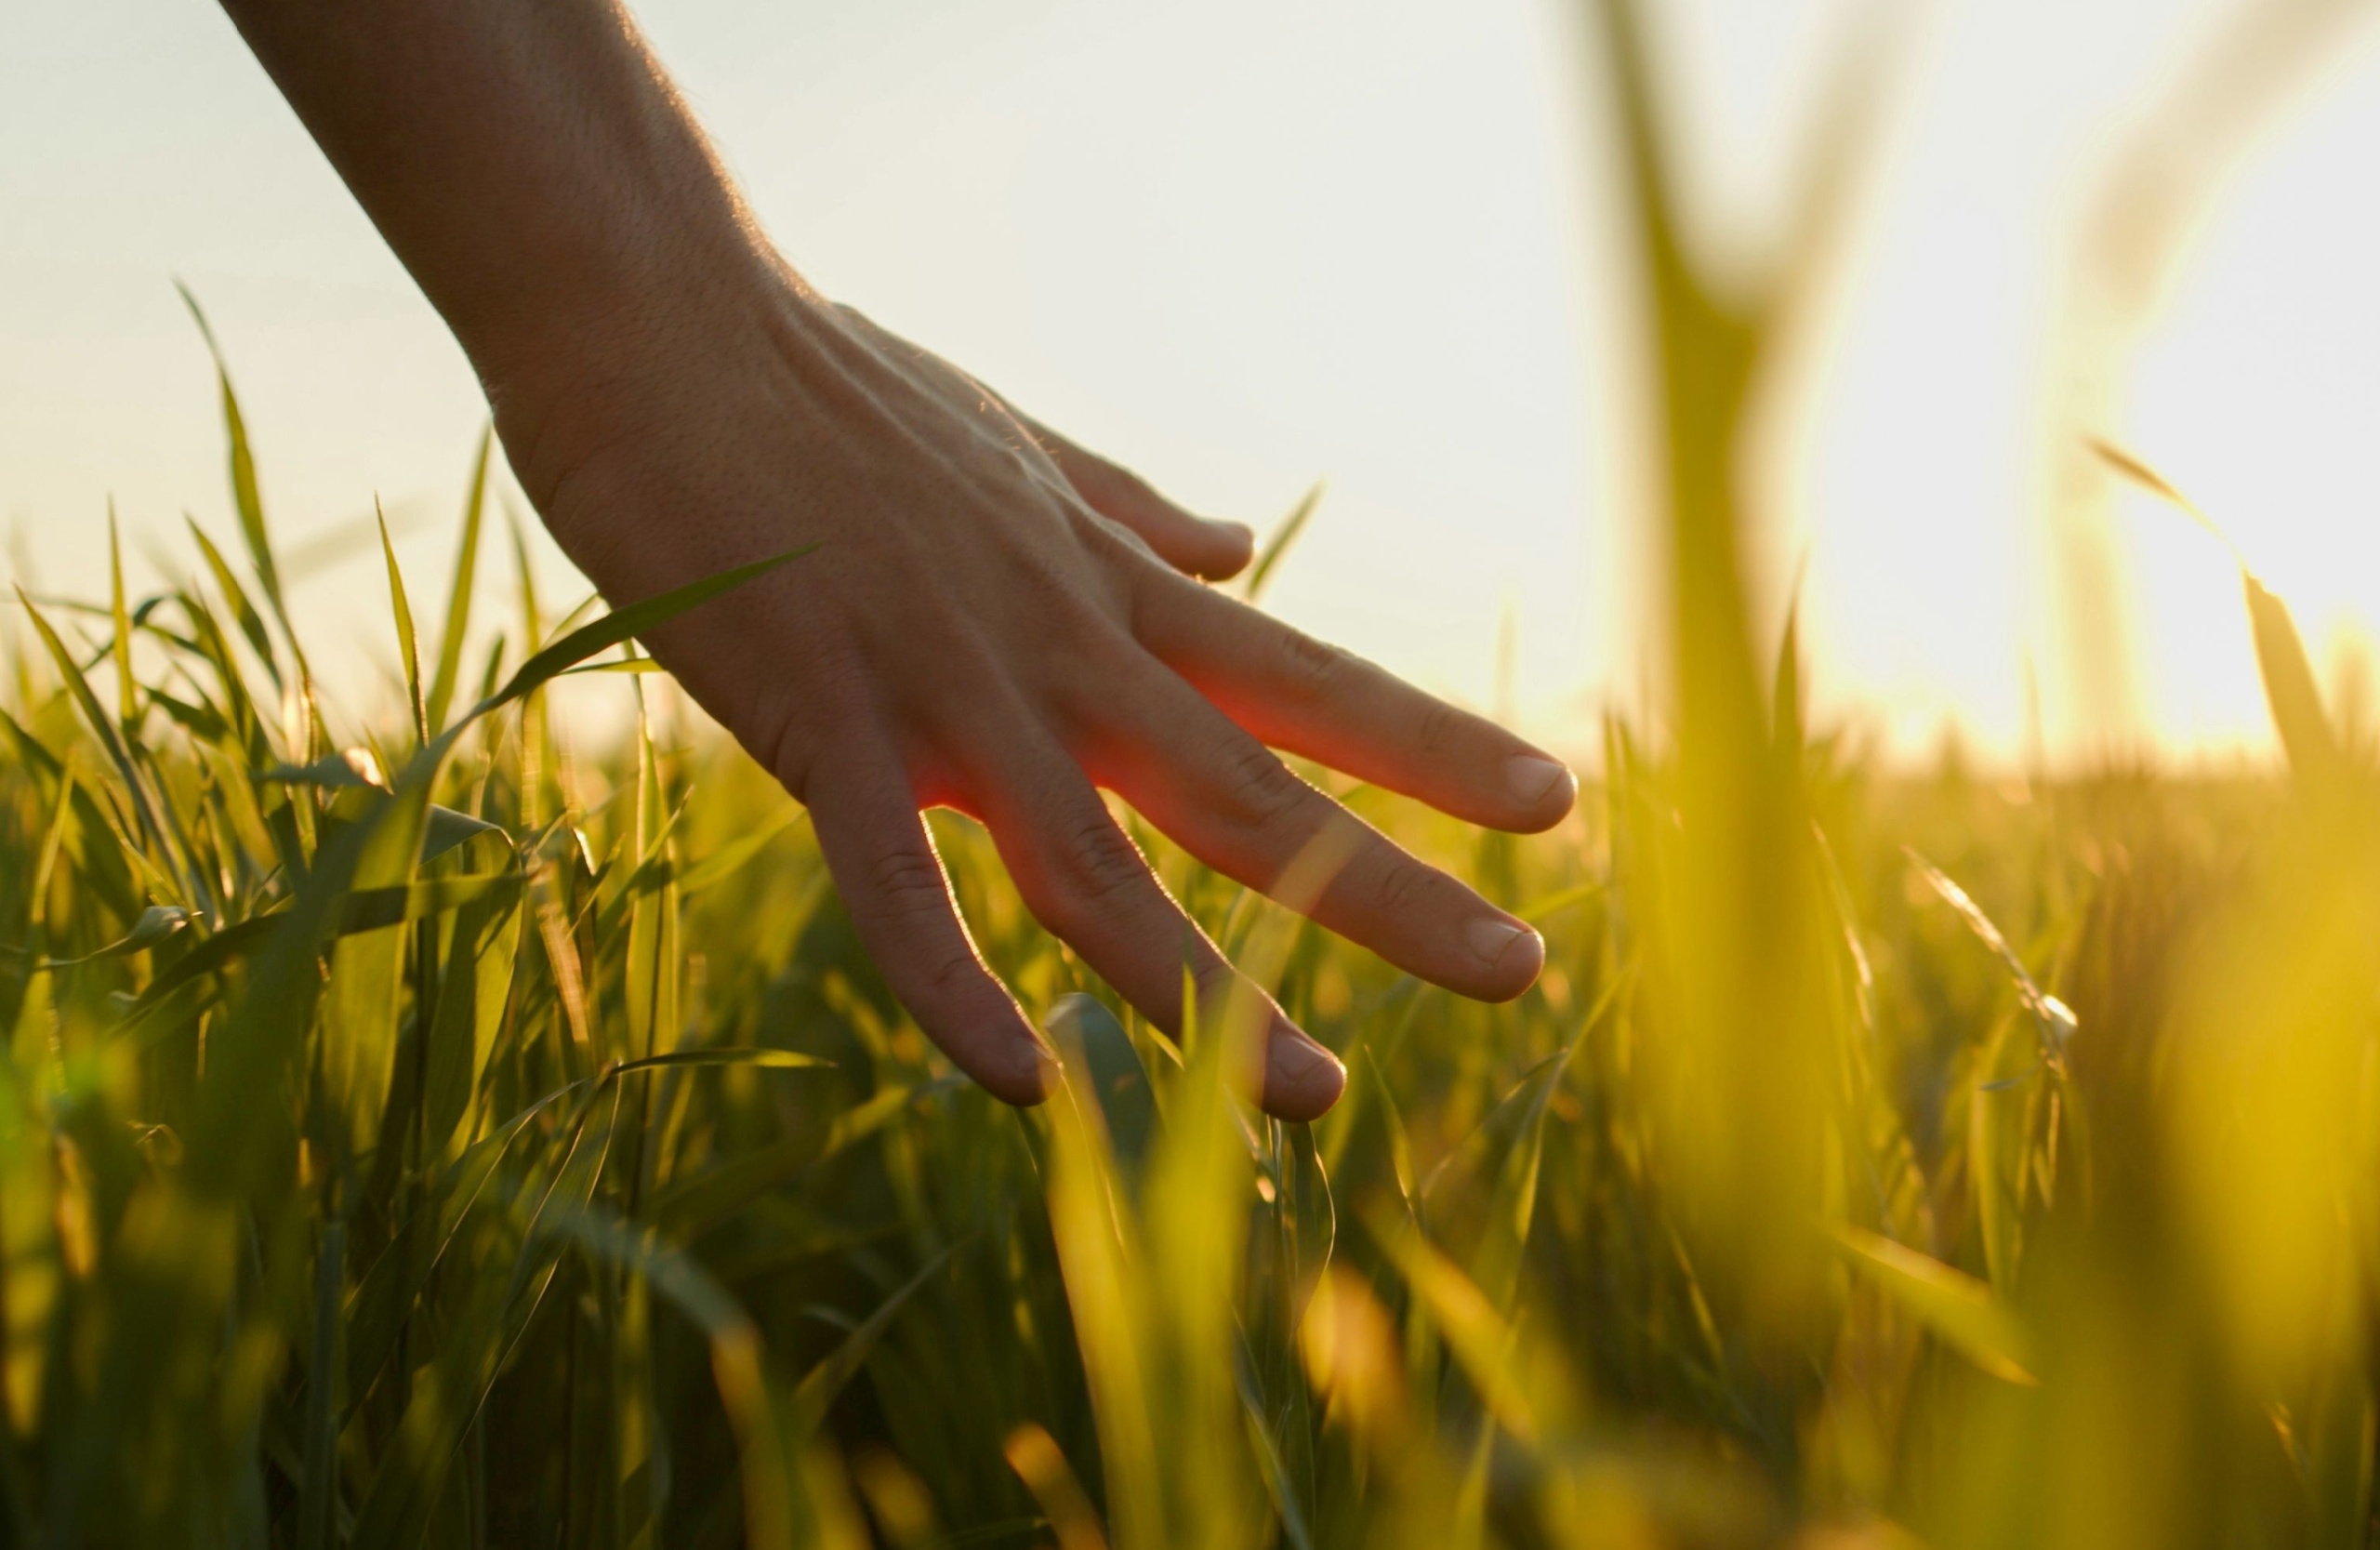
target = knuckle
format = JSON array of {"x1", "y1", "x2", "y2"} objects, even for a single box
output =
[
  {"x1": 1186, "y1": 957, "x2": 1241, "y2": 1010},
  {"x1": 919, "y1": 945, "x2": 986, "y2": 1004},
  {"x1": 1277, "y1": 629, "x2": 1353, "y2": 701},
  {"x1": 1413, "y1": 696, "x2": 1467, "y2": 757},
  {"x1": 1369, "y1": 858, "x2": 1431, "y2": 918},
  {"x1": 866, "y1": 846, "x2": 951, "y2": 922},
  {"x1": 1218, "y1": 739, "x2": 1307, "y2": 830},
  {"x1": 1042, "y1": 805, "x2": 1145, "y2": 907}
]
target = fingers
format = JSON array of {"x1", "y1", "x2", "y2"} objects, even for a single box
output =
[
  {"x1": 1130, "y1": 574, "x2": 1576, "y2": 833},
  {"x1": 1083, "y1": 659, "x2": 1546, "y2": 1003},
  {"x1": 801, "y1": 743, "x2": 1058, "y2": 1106},
  {"x1": 1013, "y1": 414, "x2": 1256, "y2": 583},
  {"x1": 972, "y1": 735, "x2": 1344, "y2": 1120}
]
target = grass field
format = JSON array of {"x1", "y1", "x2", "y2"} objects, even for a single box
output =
[{"x1": 7, "y1": 4, "x2": 2380, "y2": 1546}]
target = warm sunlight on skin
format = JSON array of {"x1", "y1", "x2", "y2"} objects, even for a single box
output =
[{"x1": 4, "y1": 0, "x2": 2379, "y2": 763}]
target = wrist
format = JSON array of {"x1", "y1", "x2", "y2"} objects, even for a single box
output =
[{"x1": 475, "y1": 239, "x2": 838, "y2": 537}]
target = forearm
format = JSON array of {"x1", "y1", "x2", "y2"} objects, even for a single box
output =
[{"x1": 217, "y1": 0, "x2": 783, "y2": 386}]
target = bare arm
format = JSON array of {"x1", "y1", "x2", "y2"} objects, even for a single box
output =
[{"x1": 218, "y1": 0, "x2": 1577, "y2": 1119}]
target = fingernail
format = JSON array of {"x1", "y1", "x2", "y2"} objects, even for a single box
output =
[
  {"x1": 1265, "y1": 1027, "x2": 1346, "y2": 1113},
  {"x1": 1466, "y1": 917, "x2": 1540, "y2": 974},
  {"x1": 1270, "y1": 1029, "x2": 1336, "y2": 1080},
  {"x1": 1506, "y1": 754, "x2": 1572, "y2": 804},
  {"x1": 1012, "y1": 1040, "x2": 1064, "y2": 1098}
]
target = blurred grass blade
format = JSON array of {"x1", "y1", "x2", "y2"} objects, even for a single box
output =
[
  {"x1": 2089, "y1": 441, "x2": 2345, "y2": 777},
  {"x1": 10, "y1": 904, "x2": 192, "y2": 972},
  {"x1": 1002, "y1": 1424, "x2": 1107, "y2": 1550},
  {"x1": 423, "y1": 803, "x2": 506, "y2": 863},
  {"x1": 296, "y1": 1217, "x2": 344, "y2": 1550},
  {"x1": 787, "y1": 1245, "x2": 956, "y2": 1437},
  {"x1": 612, "y1": 1048, "x2": 834, "y2": 1077},
  {"x1": 1515, "y1": 881, "x2": 1604, "y2": 924},
  {"x1": 1360, "y1": 1200, "x2": 1537, "y2": 1443},
  {"x1": 556, "y1": 657, "x2": 669, "y2": 678},
  {"x1": 15, "y1": 588, "x2": 169, "y2": 858},
  {"x1": 672, "y1": 808, "x2": 803, "y2": 895},
  {"x1": 263, "y1": 748, "x2": 387, "y2": 789},
  {"x1": 1832, "y1": 1224, "x2": 2038, "y2": 1385},
  {"x1": 1247, "y1": 483, "x2": 1323, "y2": 603},
  {"x1": 1772, "y1": 590, "x2": 1803, "y2": 752},
  {"x1": 2243, "y1": 573, "x2": 2345, "y2": 781},
  {"x1": 1905, "y1": 848, "x2": 2077, "y2": 1057},
  {"x1": 1047, "y1": 994, "x2": 1158, "y2": 1182},
  {"x1": 2089, "y1": 438, "x2": 2243, "y2": 561},
  {"x1": 339, "y1": 871, "x2": 522, "y2": 934},
  {"x1": 647, "y1": 1079, "x2": 962, "y2": 1242},
  {"x1": 107, "y1": 506, "x2": 134, "y2": 728}
]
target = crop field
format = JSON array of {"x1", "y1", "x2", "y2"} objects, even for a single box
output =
[
  {"x1": 7, "y1": 5, "x2": 2380, "y2": 1548},
  {"x1": 5, "y1": 379, "x2": 2373, "y2": 1550}
]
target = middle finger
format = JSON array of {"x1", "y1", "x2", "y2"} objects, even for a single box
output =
[{"x1": 1076, "y1": 651, "x2": 1545, "y2": 1002}]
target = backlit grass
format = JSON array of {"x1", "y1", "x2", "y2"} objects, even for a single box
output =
[{"x1": 7, "y1": 3, "x2": 2380, "y2": 1544}]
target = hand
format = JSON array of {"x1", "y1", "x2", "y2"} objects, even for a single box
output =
[{"x1": 491, "y1": 263, "x2": 1577, "y2": 1120}]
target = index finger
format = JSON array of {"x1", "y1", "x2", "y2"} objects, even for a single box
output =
[{"x1": 1130, "y1": 571, "x2": 1577, "y2": 833}]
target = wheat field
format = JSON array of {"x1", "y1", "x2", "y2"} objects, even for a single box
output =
[{"x1": 7, "y1": 2, "x2": 2380, "y2": 1545}]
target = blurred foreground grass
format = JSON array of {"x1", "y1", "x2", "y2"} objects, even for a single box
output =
[{"x1": 9, "y1": 2, "x2": 2380, "y2": 1545}]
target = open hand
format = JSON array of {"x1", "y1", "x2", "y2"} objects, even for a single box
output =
[{"x1": 492, "y1": 268, "x2": 1576, "y2": 1120}]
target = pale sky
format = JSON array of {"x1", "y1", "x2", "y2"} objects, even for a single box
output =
[{"x1": 6, "y1": 0, "x2": 2380, "y2": 764}]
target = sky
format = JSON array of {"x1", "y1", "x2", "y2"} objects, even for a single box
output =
[{"x1": 6, "y1": 0, "x2": 2380, "y2": 765}]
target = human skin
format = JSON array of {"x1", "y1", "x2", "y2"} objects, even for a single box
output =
[{"x1": 215, "y1": 0, "x2": 1578, "y2": 1120}]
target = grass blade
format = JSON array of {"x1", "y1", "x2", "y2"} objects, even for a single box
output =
[
  {"x1": 378, "y1": 504, "x2": 427, "y2": 746},
  {"x1": 467, "y1": 547, "x2": 815, "y2": 726},
  {"x1": 107, "y1": 506, "x2": 134, "y2": 729},
  {"x1": 424, "y1": 426, "x2": 494, "y2": 735},
  {"x1": 177, "y1": 283, "x2": 284, "y2": 618},
  {"x1": 185, "y1": 517, "x2": 282, "y2": 690},
  {"x1": 14, "y1": 588, "x2": 169, "y2": 861},
  {"x1": 787, "y1": 1245, "x2": 957, "y2": 1437},
  {"x1": 2244, "y1": 573, "x2": 2345, "y2": 781},
  {"x1": 1832, "y1": 1224, "x2": 2038, "y2": 1385},
  {"x1": 1247, "y1": 483, "x2": 1323, "y2": 603}
]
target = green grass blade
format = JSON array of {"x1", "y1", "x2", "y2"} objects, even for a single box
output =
[
  {"x1": 611, "y1": 1048, "x2": 834, "y2": 1077},
  {"x1": 176, "y1": 283, "x2": 284, "y2": 616},
  {"x1": 1247, "y1": 483, "x2": 1323, "y2": 603},
  {"x1": 14, "y1": 588, "x2": 168, "y2": 861},
  {"x1": 468, "y1": 547, "x2": 815, "y2": 724},
  {"x1": 787, "y1": 1245, "x2": 957, "y2": 1437},
  {"x1": 671, "y1": 808, "x2": 803, "y2": 895},
  {"x1": 377, "y1": 504, "x2": 427, "y2": 746},
  {"x1": 423, "y1": 804, "x2": 506, "y2": 864},
  {"x1": 1360, "y1": 1200, "x2": 1537, "y2": 1444},
  {"x1": 107, "y1": 505, "x2": 134, "y2": 729},
  {"x1": 424, "y1": 426, "x2": 493, "y2": 735},
  {"x1": 1832, "y1": 1224, "x2": 2038, "y2": 1385},
  {"x1": 1047, "y1": 994, "x2": 1158, "y2": 1182},
  {"x1": 554, "y1": 657, "x2": 668, "y2": 678},
  {"x1": 7, "y1": 904, "x2": 192, "y2": 971},
  {"x1": 296, "y1": 1217, "x2": 345, "y2": 1550},
  {"x1": 185, "y1": 517, "x2": 283, "y2": 691}
]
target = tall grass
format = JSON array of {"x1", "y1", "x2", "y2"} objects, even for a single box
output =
[{"x1": 6, "y1": 2, "x2": 2380, "y2": 1544}]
